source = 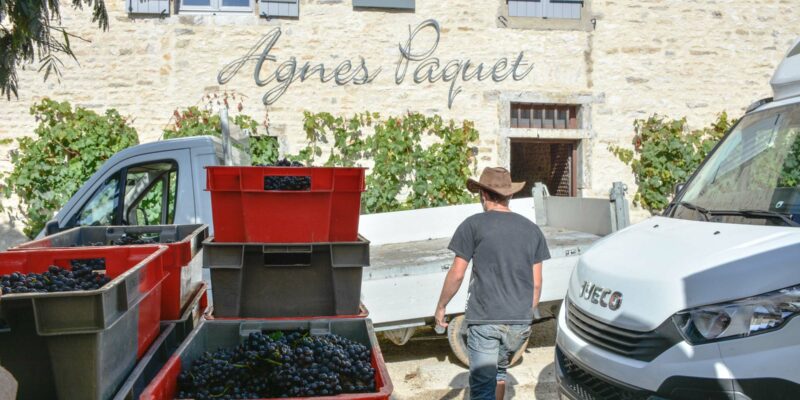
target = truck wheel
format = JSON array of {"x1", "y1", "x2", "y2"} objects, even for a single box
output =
[{"x1": 446, "y1": 315, "x2": 529, "y2": 368}]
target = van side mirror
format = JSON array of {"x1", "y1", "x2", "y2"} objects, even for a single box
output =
[{"x1": 674, "y1": 182, "x2": 685, "y2": 196}]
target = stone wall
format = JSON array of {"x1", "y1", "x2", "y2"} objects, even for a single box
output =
[{"x1": 0, "y1": 0, "x2": 798, "y2": 240}]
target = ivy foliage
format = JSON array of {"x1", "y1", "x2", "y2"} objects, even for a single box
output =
[
  {"x1": 609, "y1": 112, "x2": 736, "y2": 213},
  {"x1": 163, "y1": 106, "x2": 279, "y2": 165},
  {"x1": 297, "y1": 111, "x2": 480, "y2": 214},
  {"x1": 2, "y1": 99, "x2": 139, "y2": 237}
]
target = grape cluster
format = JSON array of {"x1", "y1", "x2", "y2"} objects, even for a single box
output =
[
  {"x1": 177, "y1": 330, "x2": 376, "y2": 400},
  {"x1": 111, "y1": 233, "x2": 161, "y2": 245},
  {"x1": 1, "y1": 265, "x2": 111, "y2": 295},
  {"x1": 259, "y1": 159, "x2": 312, "y2": 191},
  {"x1": 71, "y1": 258, "x2": 106, "y2": 271},
  {"x1": 87, "y1": 233, "x2": 166, "y2": 247}
]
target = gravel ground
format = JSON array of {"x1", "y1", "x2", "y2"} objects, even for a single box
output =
[{"x1": 380, "y1": 319, "x2": 560, "y2": 400}]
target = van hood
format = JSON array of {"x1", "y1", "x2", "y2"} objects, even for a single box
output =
[{"x1": 568, "y1": 216, "x2": 800, "y2": 331}]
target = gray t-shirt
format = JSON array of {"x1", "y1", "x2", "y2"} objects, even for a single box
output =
[{"x1": 448, "y1": 210, "x2": 551, "y2": 325}]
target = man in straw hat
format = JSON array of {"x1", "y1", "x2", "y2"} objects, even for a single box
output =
[{"x1": 435, "y1": 167, "x2": 550, "y2": 400}]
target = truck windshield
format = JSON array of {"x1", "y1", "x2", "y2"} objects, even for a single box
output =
[{"x1": 674, "y1": 105, "x2": 800, "y2": 226}]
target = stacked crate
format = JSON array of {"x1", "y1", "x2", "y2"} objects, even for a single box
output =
[
  {"x1": 0, "y1": 165, "x2": 393, "y2": 399},
  {"x1": 1, "y1": 225, "x2": 211, "y2": 399},
  {"x1": 137, "y1": 166, "x2": 391, "y2": 399},
  {"x1": 0, "y1": 245, "x2": 169, "y2": 399}
]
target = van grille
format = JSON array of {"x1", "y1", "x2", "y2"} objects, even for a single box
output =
[
  {"x1": 565, "y1": 299, "x2": 682, "y2": 362},
  {"x1": 556, "y1": 347, "x2": 653, "y2": 400}
]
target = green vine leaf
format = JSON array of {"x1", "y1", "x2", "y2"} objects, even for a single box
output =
[{"x1": 609, "y1": 112, "x2": 737, "y2": 214}]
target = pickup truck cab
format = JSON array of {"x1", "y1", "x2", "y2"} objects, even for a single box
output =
[
  {"x1": 555, "y1": 39, "x2": 800, "y2": 399},
  {"x1": 43, "y1": 136, "x2": 248, "y2": 237}
]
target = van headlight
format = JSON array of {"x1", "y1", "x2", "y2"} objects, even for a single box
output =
[{"x1": 672, "y1": 285, "x2": 800, "y2": 344}]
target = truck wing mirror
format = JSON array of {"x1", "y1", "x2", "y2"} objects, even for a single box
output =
[
  {"x1": 44, "y1": 220, "x2": 61, "y2": 236},
  {"x1": 674, "y1": 182, "x2": 685, "y2": 196}
]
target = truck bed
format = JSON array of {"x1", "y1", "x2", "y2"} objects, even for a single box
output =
[{"x1": 363, "y1": 227, "x2": 600, "y2": 329}]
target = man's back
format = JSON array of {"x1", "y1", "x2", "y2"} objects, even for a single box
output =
[{"x1": 449, "y1": 210, "x2": 550, "y2": 325}]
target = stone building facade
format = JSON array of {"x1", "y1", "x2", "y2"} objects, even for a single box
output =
[{"x1": 0, "y1": 0, "x2": 798, "y2": 240}]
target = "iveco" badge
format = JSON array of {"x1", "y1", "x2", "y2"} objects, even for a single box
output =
[{"x1": 580, "y1": 281, "x2": 622, "y2": 311}]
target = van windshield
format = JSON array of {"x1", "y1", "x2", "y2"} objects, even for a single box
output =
[{"x1": 674, "y1": 105, "x2": 800, "y2": 226}]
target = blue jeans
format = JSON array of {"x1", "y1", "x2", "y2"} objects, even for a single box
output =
[{"x1": 467, "y1": 324, "x2": 532, "y2": 400}]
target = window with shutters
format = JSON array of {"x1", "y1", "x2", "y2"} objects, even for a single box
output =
[
  {"x1": 499, "y1": 0, "x2": 592, "y2": 31},
  {"x1": 510, "y1": 139, "x2": 579, "y2": 198},
  {"x1": 508, "y1": 0, "x2": 583, "y2": 20},
  {"x1": 510, "y1": 103, "x2": 580, "y2": 129}
]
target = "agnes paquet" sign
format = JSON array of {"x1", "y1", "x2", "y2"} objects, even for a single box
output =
[{"x1": 218, "y1": 19, "x2": 533, "y2": 109}]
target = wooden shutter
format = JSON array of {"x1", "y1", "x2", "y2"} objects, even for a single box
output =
[
  {"x1": 128, "y1": 0, "x2": 169, "y2": 15},
  {"x1": 511, "y1": 103, "x2": 580, "y2": 130},
  {"x1": 261, "y1": 0, "x2": 298, "y2": 17}
]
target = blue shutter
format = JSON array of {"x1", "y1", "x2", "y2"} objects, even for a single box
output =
[
  {"x1": 128, "y1": 0, "x2": 170, "y2": 15},
  {"x1": 261, "y1": 0, "x2": 299, "y2": 17},
  {"x1": 509, "y1": 0, "x2": 581, "y2": 20},
  {"x1": 508, "y1": 0, "x2": 543, "y2": 18},
  {"x1": 353, "y1": 0, "x2": 414, "y2": 9},
  {"x1": 546, "y1": 0, "x2": 582, "y2": 19}
]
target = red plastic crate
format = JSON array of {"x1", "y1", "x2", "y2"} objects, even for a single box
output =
[
  {"x1": 11, "y1": 225, "x2": 209, "y2": 320},
  {"x1": 206, "y1": 166, "x2": 366, "y2": 243},
  {"x1": 139, "y1": 318, "x2": 392, "y2": 400},
  {"x1": 0, "y1": 246, "x2": 168, "y2": 399},
  {"x1": 0, "y1": 246, "x2": 166, "y2": 350}
]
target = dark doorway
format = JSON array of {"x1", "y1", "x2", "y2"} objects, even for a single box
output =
[{"x1": 510, "y1": 139, "x2": 579, "y2": 198}]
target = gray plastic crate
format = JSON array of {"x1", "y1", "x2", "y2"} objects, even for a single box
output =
[
  {"x1": 140, "y1": 318, "x2": 392, "y2": 399},
  {"x1": 0, "y1": 276, "x2": 165, "y2": 400},
  {"x1": 0, "y1": 246, "x2": 167, "y2": 400},
  {"x1": 203, "y1": 236, "x2": 370, "y2": 318},
  {"x1": 12, "y1": 224, "x2": 209, "y2": 321},
  {"x1": 12, "y1": 224, "x2": 207, "y2": 249}
]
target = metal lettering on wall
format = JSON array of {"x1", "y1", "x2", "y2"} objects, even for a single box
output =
[{"x1": 218, "y1": 19, "x2": 533, "y2": 109}]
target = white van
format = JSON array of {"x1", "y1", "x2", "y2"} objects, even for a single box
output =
[{"x1": 555, "y1": 39, "x2": 800, "y2": 399}]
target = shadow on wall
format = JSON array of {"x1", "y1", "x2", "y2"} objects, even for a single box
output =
[{"x1": 0, "y1": 223, "x2": 28, "y2": 251}]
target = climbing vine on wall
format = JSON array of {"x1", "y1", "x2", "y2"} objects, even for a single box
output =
[
  {"x1": 296, "y1": 111, "x2": 480, "y2": 213},
  {"x1": 1, "y1": 99, "x2": 140, "y2": 237},
  {"x1": 609, "y1": 112, "x2": 736, "y2": 213}
]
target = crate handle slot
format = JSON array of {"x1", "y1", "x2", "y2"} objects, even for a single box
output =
[
  {"x1": 308, "y1": 320, "x2": 331, "y2": 336},
  {"x1": 262, "y1": 252, "x2": 312, "y2": 267},
  {"x1": 118, "y1": 277, "x2": 132, "y2": 312}
]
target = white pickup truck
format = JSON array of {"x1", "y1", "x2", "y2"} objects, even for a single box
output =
[{"x1": 38, "y1": 128, "x2": 629, "y2": 364}]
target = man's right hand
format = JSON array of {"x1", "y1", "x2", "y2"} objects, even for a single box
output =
[{"x1": 435, "y1": 306, "x2": 448, "y2": 330}]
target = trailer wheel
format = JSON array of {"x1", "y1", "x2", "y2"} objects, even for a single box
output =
[{"x1": 446, "y1": 315, "x2": 529, "y2": 368}]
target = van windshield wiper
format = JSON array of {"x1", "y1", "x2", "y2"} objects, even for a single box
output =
[
  {"x1": 677, "y1": 201, "x2": 711, "y2": 221},
  {"x1": 711, "y1": 209, "x2": 800, "y2": 227}
]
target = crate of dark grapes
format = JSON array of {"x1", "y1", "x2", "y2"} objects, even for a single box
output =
[
  {"x1": 206, "y1": 161, "x2": 366, "y2": 243},
  {"x1": 12, "y1": 224, "x2": 208, "y2": 320},
  {"x1": 141, "y1": 318, "x2": 393, "y2": 399},
  {"x1": 0, "y1": 246, "x2": 168, "y2": 400},
  {"x1": 202, "y1": 236, "x2": 369, "y2": 318}
]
